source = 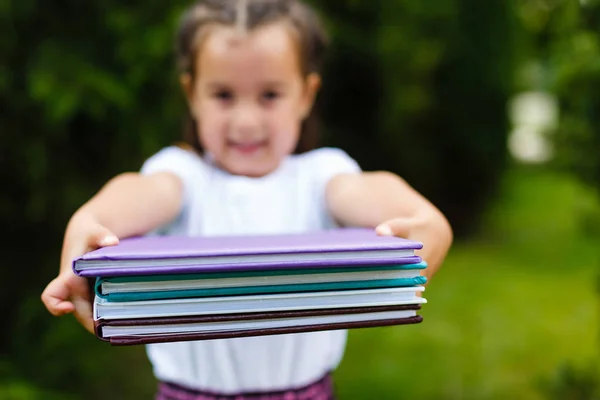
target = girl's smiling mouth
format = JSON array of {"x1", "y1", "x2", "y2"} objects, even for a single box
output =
[{"x1": 227, "y1": 139, "x2": 268, "y2": 154}]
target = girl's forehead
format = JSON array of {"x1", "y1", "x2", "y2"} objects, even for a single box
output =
[
  {"x1": 196, "y1": 22, "x2": 303, "y2": 80},
  {"x1": 202, "y1": 22, "x2": 298, "y2": 60}
]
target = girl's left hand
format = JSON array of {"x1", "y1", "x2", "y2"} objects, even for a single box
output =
[{"x1": 374, "y1": 216, "x2": 433, "y2": 293}]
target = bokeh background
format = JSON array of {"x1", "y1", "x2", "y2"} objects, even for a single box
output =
[{"x1": 2, "y1": 0, "x2": 600, "y2": 398}]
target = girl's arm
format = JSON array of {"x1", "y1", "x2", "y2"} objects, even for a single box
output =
[
  {"x1": 326, "y1": 171, "x2": 453, "y2": 281},
  {"x1": 76, "y1": 172, "x2": 183, "y2": 243},
  {"x1": 41, "y1": 171, "x2": 183, "y2": 332}
]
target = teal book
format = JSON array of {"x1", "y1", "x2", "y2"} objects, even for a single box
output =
[{"x1": 95, "y1": 262, "x2": 427, "y2": 302}]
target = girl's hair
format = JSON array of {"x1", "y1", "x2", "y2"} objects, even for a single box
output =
[{"x1": 175, "y1": 0, "x2": 329, "y2": 154}]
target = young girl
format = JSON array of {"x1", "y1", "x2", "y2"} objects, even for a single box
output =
[{"x1": 42, "y1": 0, "x2": 452, "y2": 398}]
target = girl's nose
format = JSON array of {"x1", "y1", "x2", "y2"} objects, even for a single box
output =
[{"x1": 230, "y1": 102, "x2": 261, "y2": 134}]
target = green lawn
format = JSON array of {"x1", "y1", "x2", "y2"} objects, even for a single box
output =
[{"x1": 334, "y1": 167, "x2": 600, "y2": 400}]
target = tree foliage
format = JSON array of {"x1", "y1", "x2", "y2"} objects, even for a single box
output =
[{"x1": 514, "y1": 0, "x2": 600, "y2": 191}]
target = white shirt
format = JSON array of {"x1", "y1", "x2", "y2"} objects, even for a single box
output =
[{"x1": 139, "y1": 145, "x2": 361, "y2": 394}]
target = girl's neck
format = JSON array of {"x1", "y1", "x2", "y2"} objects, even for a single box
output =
[{"x1": 203, "y1": 152, "x2": 289, "y2": 180}]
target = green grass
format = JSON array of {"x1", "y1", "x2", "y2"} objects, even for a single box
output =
[{"x1": 334, "y1": 167, "x2": 600, "y2": 400}]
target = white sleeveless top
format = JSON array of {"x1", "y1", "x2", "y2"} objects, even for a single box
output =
[{"x1": 139, "y1": 145, "x2": 361, "y2": 394}]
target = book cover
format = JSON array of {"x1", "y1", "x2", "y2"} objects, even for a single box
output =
[
  {"x1": 74, "y1": 228, "x2": 423, "y2": 277},
  {"x1": 95, "y1": 304, "x2": 424, "y2": 345}
]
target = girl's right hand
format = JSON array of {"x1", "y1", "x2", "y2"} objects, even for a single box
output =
[{"x1": 41, "y1": 211, "x2": 119, "y2": 333}]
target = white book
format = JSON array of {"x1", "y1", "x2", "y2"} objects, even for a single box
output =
[
  {"x1": 94, "y1": 286, "x2": 426, "y2": 320},
  {"x1": 99, "y1": 309, "x2": 420, "y2": 338}
]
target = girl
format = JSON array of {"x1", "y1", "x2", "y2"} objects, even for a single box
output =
[{"x1": 41, "y1": 0, "x2": 453, "y2": 398}]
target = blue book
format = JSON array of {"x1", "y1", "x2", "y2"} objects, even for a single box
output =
[{"x1": 95, "y1": 262, "x2": 427, "y2": 302}]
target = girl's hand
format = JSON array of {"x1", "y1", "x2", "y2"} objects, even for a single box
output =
[
  {"x1": 41, "y1": 211, "x2": 119, "y2": 333},
  {"x1": 41, "y1": 171, "x2": 183, "y2": 332},
  {"x1": 375, "y1": 213, "x2": 451, "y2": 284},
  {"x1": 376, "y1": 217, "x2": 427, "y2": 298}
]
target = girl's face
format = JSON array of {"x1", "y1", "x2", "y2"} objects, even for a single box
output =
[{"x1": 183, "y1": 22, "x2": 320, "y2": 177}]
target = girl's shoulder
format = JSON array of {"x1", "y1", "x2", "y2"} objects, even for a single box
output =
[
  {"x1": 141, "y1": 144, "x2": 205, "y2": 172},
  {"x1": 140, "y1": 144, "x2": 212, "y2": 190}
]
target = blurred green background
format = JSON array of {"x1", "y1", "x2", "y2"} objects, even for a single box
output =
[{"x1": 2, "y1": 0, "x2": 599, "y2": 399}]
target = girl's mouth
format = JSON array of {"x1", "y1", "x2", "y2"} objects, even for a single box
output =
[{"x1": 228, "y1": 139, "x2": 268, "y2": 155}]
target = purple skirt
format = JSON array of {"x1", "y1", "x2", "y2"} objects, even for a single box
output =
[{"x1": 155, "y1": 373, "x2": 335, "y2": 400}]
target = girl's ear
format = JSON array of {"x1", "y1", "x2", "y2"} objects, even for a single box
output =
[
  {"x1": 180, "y1": 73, "x2": 194, "y2": 103},
  {"x1": 300, "y1": 73, "x2": 321, "y2": 119}
]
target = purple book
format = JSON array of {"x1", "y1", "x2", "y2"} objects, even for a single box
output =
[{"x1": 73, "y1": 228, "x2": 422, "y2": 277}]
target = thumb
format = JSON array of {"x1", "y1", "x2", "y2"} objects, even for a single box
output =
[
  {"x1": 88, "y1": 225, "x2": 119, "y2": 249},
  {"x1": 375, "y1": 218, "x2": 412, "y2": 239},
  {"x1": 61, "y1": 223, "x2": 119, "y2": 273}
]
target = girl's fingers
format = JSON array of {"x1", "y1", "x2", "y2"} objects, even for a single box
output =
[
  {"x1": 46, "y1": 298, "x2": 75, "y2": 316},
  {"x1": 67, "y1": 274, "x2": 96, "y2": 333},
  {"x1": 47, "y1": 215, "x2": 119, "y2": 334},
  {"x1": 72, "y1": 296, "x2": 95, "y2": 333},
  {"x1": 41, "y1": 276, "x2": 75, "y2": 316}
]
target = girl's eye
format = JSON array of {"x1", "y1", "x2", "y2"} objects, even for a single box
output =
[
  {"x1": 262, "y1": 90, "x2": 280, "y2": 102},
  {"x1": 214, "y1": 90, "x2": 233, "y2": 101}
]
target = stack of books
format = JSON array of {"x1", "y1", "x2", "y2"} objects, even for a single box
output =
[{"x1": 72, "y1": 228, "x2": 428, "y2": 345}]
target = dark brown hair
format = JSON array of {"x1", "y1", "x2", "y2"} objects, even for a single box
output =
[{"x1": 175, "y1": 0, "x2": 329, "y2": 154}]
